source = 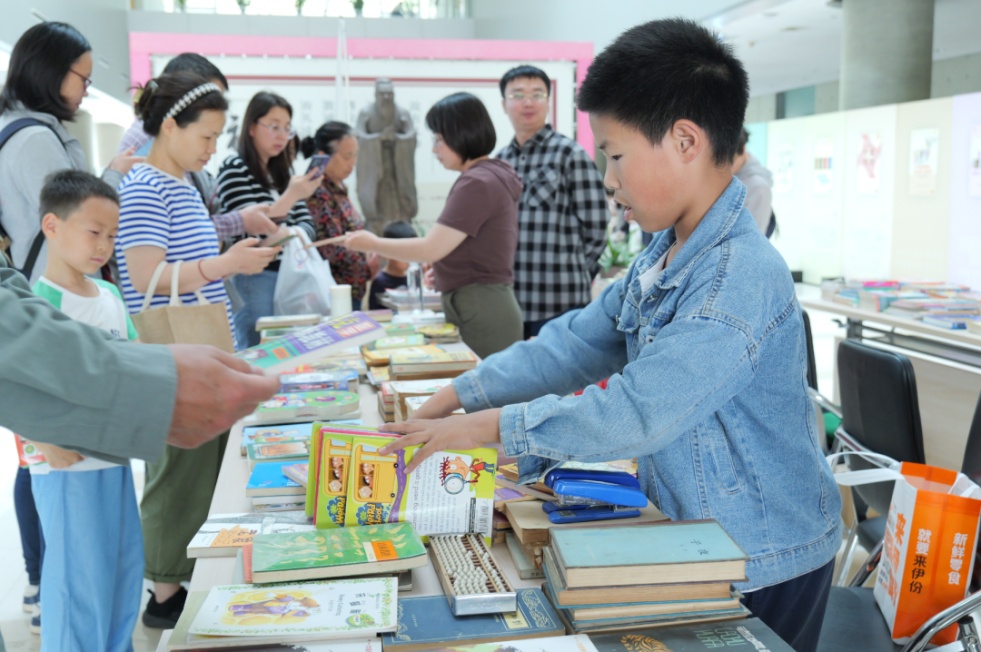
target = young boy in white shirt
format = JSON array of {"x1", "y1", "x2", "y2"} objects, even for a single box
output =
[{"x1": 27, "y1": 169, "x2": 143, "y2": 652}]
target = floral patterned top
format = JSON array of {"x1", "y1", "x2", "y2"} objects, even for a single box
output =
[{"x1": 306, "y1": 177, "x2": 371, "y2": 301}]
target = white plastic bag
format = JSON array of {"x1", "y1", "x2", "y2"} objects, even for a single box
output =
[{"x1": 273, "y1": 228, "x2": 336, "y2": 316}]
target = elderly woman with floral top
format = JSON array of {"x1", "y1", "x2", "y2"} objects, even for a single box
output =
[{"x1": 301, "y1": 121, "x2": 371, "y2": 302}]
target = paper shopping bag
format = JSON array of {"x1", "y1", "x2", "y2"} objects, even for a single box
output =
[
  {"x1": 131, "y1": 260, "x2": 234, "y2": 353},
  {"x1": 873, "y1": 462, "x2": 981, "y2": 645}
]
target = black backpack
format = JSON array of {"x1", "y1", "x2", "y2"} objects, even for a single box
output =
[{"x1": 0, "y1": 118, "x2": 66, "y2": 278}]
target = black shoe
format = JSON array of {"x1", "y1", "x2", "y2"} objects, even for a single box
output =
[{"x1": 141, "y1": 587, "x2": 187, "y2": 629}]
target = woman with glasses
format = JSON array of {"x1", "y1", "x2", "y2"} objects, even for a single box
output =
[
  {"x1": 0, "y1": 21, "x2": 141, "y2": 639},
  {"x1": 216, "y1": 91, "x2": 321, "y2": 348}
]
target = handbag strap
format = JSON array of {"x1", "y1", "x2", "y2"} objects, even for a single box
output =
[
  {"x1": 140, "y1": 260, "x2": 210, "y2": 312},
  {"x1": 140, "y1": 260, "x2": 169, "y2": 312}
]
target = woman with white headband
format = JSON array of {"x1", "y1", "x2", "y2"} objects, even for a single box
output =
[{"x1": 114, "y1": 70, "x2": 278, "y2": 630}]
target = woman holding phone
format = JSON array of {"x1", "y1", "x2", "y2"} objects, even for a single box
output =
[
  {"x1": 341, "y1": 93, "x2": 523, "y2": 358},
  {"x1": 302, "y1": 121, "x2": 371, "y2": 303},
  {"x1": 216, "y1": 91, "x2": 320, "y2": 348}
]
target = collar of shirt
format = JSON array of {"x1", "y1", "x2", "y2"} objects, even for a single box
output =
[{"x1": 506, "y1": 124, "x2": 556, "y2": 154}]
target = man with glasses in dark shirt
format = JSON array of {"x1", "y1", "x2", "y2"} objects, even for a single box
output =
[{"x1": 496, "y1": 65, "x2": 607, "y2": 338}]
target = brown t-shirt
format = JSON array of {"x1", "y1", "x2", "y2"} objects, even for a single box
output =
[{"x1": 433, "y1": 159, "x2": 522, "y2": 293}]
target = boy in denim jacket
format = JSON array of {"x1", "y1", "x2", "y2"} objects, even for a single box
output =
[{"x1": 380, "y1": 18, "x2": 841, "y2": 651}]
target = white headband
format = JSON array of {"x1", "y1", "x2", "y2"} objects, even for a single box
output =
[{"x1": 163, "y1": 83, "x2": 223, "y2": 121}]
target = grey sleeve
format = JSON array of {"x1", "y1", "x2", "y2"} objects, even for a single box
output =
[{"x1": 0, "y1": 266, "x2": 176, "y2": 462}]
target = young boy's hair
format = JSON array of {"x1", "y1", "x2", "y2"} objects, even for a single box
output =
[
  {"x1": 383, "y1": 221, "x2": 417, "y2": 239},
  {"x1": 498, "y1": 65, "x2": 551, "y2": 97},
  {"x1": 577, "y1": 18, "x2": 749, "y2": 167},
  {"x1": 39, "y1": 170, "x2": 119, "y2": 221}
]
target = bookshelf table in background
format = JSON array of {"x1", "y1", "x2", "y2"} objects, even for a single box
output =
[
  {"x1": 189, "y1": 340, "x2": 539, "y2": 597},
  {"x1": 802, "y1": 298, "x2": 981, "y2": 471}
]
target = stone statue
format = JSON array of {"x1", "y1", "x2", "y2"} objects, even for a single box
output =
[{"x1": 355, "y1": 79, "x2": 418, "y2": 234}]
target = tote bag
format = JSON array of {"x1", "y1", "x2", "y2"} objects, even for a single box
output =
[
  {"x1": 131, "y1": 259, "x2": 235, "y2": 353},
  {"x1": 273, "y1": 227, "x2": 336, "y2": 316},
  {"x1": 830, "y1": 452, "x2": 981, "y2": 645}
]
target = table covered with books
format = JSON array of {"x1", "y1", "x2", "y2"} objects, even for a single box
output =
[{"x1": 160, "y1": 309, "x2": 796, "y2": 651}]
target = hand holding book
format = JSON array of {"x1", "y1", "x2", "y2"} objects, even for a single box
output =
[{"x1": 380, "y1": 407, "x2": 503, "y2": 473}]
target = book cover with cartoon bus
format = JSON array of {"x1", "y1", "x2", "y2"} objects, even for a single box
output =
[{"x1": 341, "y1": 434, "x2": 497, "y2": 541}]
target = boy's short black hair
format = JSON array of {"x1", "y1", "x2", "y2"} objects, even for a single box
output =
[
  {"x1": 577, "y1": 18, "x2": 749, "y2": 167},
  {"x1": 425, "y1": 93, "x2": 496, "y2": 162},
  {"x1": 499, "y1": 65, "x2": 550, "y2": 98},
  {"x1": 162, "y1": 53, "x2": 229, "y2": 91},
  {"x1": 383, "y1": 221, "x2": 417, "y2": 239},
  {"x1": 39, "y1": 170, "x2": 119, "y2": 221}
]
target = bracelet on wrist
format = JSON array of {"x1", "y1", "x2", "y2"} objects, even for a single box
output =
[{"x1": 198, "y1": 258, "x2": 220, "y2": 283}]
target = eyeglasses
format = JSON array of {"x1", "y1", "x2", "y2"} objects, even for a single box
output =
[
  {"x1": 506, "y1": 91, "x2": 548, "y2": 103},
  {"x1": 68, "y1": 68, "x2": 92, "y2": 90},
  {"x1": 256, "y1": 121, "x2": 296, "y2": 138}
]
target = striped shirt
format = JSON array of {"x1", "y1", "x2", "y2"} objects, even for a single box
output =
[
  {"x1": 216, "y1": 155, "x2": 315, "y2": 244},
  {"x1": 497, "y1": 125, "x2": 608, "y2": 322},
  {"x1": 115, "y1": 163, "x2": 232, "y2": 328}
]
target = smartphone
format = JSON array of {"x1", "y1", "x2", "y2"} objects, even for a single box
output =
[
  {"x1": 306, "y1": 154, "x2": 330, "y2": 176},
  {"x1": 266, "y1": 233, "x2": 297, "y2": 248}
]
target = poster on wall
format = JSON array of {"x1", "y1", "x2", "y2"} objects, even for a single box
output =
[
  {"x1": 856, "y1": 132, "x2": 882, "y2": 195},
  {"x1": 773, "y1": 145, "x2": 795, "y2": 195},
  {"x1": 908, "y1": 127, "x2": 940, "y2": 196},
  {"x1": 812, "y1": 139, "x2": 833, "y2": 195},
  {"x1": 970, "y1": 125, "x2": 981, "y2": 198}
]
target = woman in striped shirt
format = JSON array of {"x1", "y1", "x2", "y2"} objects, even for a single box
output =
[
  {"x1": 216, "y1": 91, "x2": 321, "y2": 348},
  {"x1": 114, "y1": 71, "x2": 278, "y2": 630}
]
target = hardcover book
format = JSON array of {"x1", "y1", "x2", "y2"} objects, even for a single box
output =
[
  {"x1": 177, "y1": 578, "x2": 397, "y2": 649},
  {"x1": 246, "y1": 461, "x2": 306, "y2": 497},
  {"x1": 251, "y1": 522, "x2": 428, "y2": 584},
  {"x1": 241, "y1": 422, "x2": 314, "y2": 456},
  {"x1": 589, "y1": 617, "x2": 794, "y2": 652},
  {"x1": 282, "y1": 462, "x2": 309, "y2": 487},
  {"x1": 440, "y1": 634, "x2": 598, "y2": 652},
  {"x1": 380, "y1": 588, "x2": 564, "y2": 652},
  {"x1": 239, "y1": 312, "x2": 384, "y2": 373},
  {"x1": 503, "y1": 499, "x2": 667, "y2": 547},
  {"x1": 388, "y1": 345, "x2": 477, "y2": 376},
  {"x1": 187, "y1": 512, "x2": 314, "y2": 559},
  {"x1": 550, "y1": 520, "x2": 748, "y2": 588},
  {"x1": 247, "y1": 391, "x2": 360, "y2": 426}
]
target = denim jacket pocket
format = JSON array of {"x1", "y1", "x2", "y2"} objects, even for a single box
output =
[
  {"x1": 697, "y1": 420, "x2": 742, "y2": 495},
  {"x1": 526, "y1": 167, "x2": 560, "y2": 209}
]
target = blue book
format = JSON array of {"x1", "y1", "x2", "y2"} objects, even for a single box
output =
[
  {"x1": 246, "y1": 461, "x2": 304, "y2": 497},
  {"x1": 240, "y1": 421, "x2": 314, "y2": 455},
  {"x1": 381, "y1": 588, "x2": 564, "y2": 651},
  {"x1": 550, "y1": 520, "x2": 748, "y2": 588}
]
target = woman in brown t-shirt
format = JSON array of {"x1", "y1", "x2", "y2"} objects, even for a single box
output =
[{"x1": 340, "y1": 92, "x2": 523, "y2": 358}]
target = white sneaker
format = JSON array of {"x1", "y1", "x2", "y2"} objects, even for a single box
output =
[
  {"x1": 23, "y1": 583, "x2": 39, "y2": 613},
  {"x1": 29, "y1": 603, "x2": 40, "y2": 635}
]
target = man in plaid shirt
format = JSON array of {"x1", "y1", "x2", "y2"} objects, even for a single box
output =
[{"x1": 497, "y1": 65, "x2": 608, "y2": 338}]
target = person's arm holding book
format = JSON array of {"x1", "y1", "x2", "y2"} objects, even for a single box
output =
[{"x1": 342, "y1": 224, "x2": 466, "y2": 264}]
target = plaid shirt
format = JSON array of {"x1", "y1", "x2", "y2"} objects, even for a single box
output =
[{"x1": 497, "y1": 125, "x2": 607, "y2": 322}]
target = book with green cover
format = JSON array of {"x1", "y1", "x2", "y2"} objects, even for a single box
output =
[
  {"x1": 380, "y1": 588, "x2": 564, "y2": 652},
  {"x1": 550, "y1": 520, "x2": 748, "y2": 588},
  {"x1": 247, "y1": 390, "x2": 360, "y2": 426},
  {"x1": 251, "y1": 522, "x2": 428, "y2": 584},
  {"x1": 589, "y1": 617, "x2": 794, "y2": 652}
]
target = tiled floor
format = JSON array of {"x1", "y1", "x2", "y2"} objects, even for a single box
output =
[{"x1": 0, "y1": 284, "x2": 853, "y2": 650}]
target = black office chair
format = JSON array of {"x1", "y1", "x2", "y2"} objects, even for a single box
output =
[
  {"x1": 833, "y1": 339, "x2": 926, "y2": 586},
  {"x1": 802, "y1": 310, "x2": 842, "y2": 450},
  {"x1": 818, "y1": 389, "x2": 981, "y2": 652}
]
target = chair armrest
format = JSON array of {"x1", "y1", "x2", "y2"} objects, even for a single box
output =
[
  {"x1": 848, "y1": 538, "x2": 883, "y2": 588},
  {"x1": 902, "y1": 590, "x2": 981, "y2": 652},
  {"x1": 809, "y1": 387, "x2": 843, "y2": 419}
]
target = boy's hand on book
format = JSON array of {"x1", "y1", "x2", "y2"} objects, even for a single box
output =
[
  {"x1": 167, "y1": 345, "x2": 280, "y2": 450},
  {"x1": 379, "y1": 408, "x2": 502, "y2": 474},
  {"x1": 33, "y1": 442, "x2": 83, "y2": 469}
]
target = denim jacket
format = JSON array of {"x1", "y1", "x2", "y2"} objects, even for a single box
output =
[{"x1": 454, "y1": 178, "x2": 842, "y2": 591}]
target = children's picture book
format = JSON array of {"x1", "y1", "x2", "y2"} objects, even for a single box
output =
[
  {"x1": 282, "y1": 462, "x2": 309, "y2": 487},
  {"x1": 251, "y1": 522, "x2": 428, "y2": 584},
  {"x1": 238, "y1": 312, "x2": 384, "y2": 373},
  {"x1": 180, "y1": 578, "x2": 397, "y2": 648},
  {"x1": 247, "y1": 442, "x2": 312, "y2": 470},
  {"x1": 187, "y1": 512, "x2": 314, "y2": 558},
  {"x1": 550, "y1": 520, "x2": 748, "y2": 588},
  {"x1": 366, "y1": 365, "x2": 390, "y2": 386},
  {"x1": 280, "y1": 370, "x2": 359, "y2": 393},
  {"x1": 417, "y1": 322, "x2": 461, "y2": 343},
  {"x1": 367, "y1": 334, "x2": 426, "y2": 350},
  {"x1": 308, "y1": 425, "x2": 387, "y2": 521},
  {"x1": 247, "y1": 391, "x2": 360, "y2": 426},
  {"x1": 388, "y1": 345, "x2": 478, "y2": 376},
  {"x1": 389, "y1": 378, "x2": 455, "y2": 421},
  {"x1": 241, "y1": 422, "x2": 315, "y2": 456},
  {"x1": 336, "y1": 433, "x2": 496, "y2": 540},
  {"x1": 380, "y1": 588, "x2": 563, "y2": 652},
  {"x1": 15, "y1": 436, "x2": 46, "y2": 467},
  {"x1": 247, "y1": 461, "x2": 306, "y2": 497},
  {"x1": 589, "y1": 617, "x2": 794, "y2": 652}
]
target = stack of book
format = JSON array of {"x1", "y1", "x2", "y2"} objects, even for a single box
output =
[
  {"x1": 389, "y1": 378, "x2": 455, "y2": 421},
  {"x1": 388, "y1": 345, "x2": 478, "y2": 380},
  {"x1": 541, "y1": 520, "x2": 751, "y2": 634},
  {"x1": 244, "y1": 460, "x2": 309, "y2": 511},
  {"x1": 186, "y1": 511, "x2": 314, "y2": 559},
  {"x1": 245, "y1": 390, "x2": 361, "y2": 426},
  {"x1": 377, "y1": 382, "x2": 396, "y2": 422}
]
